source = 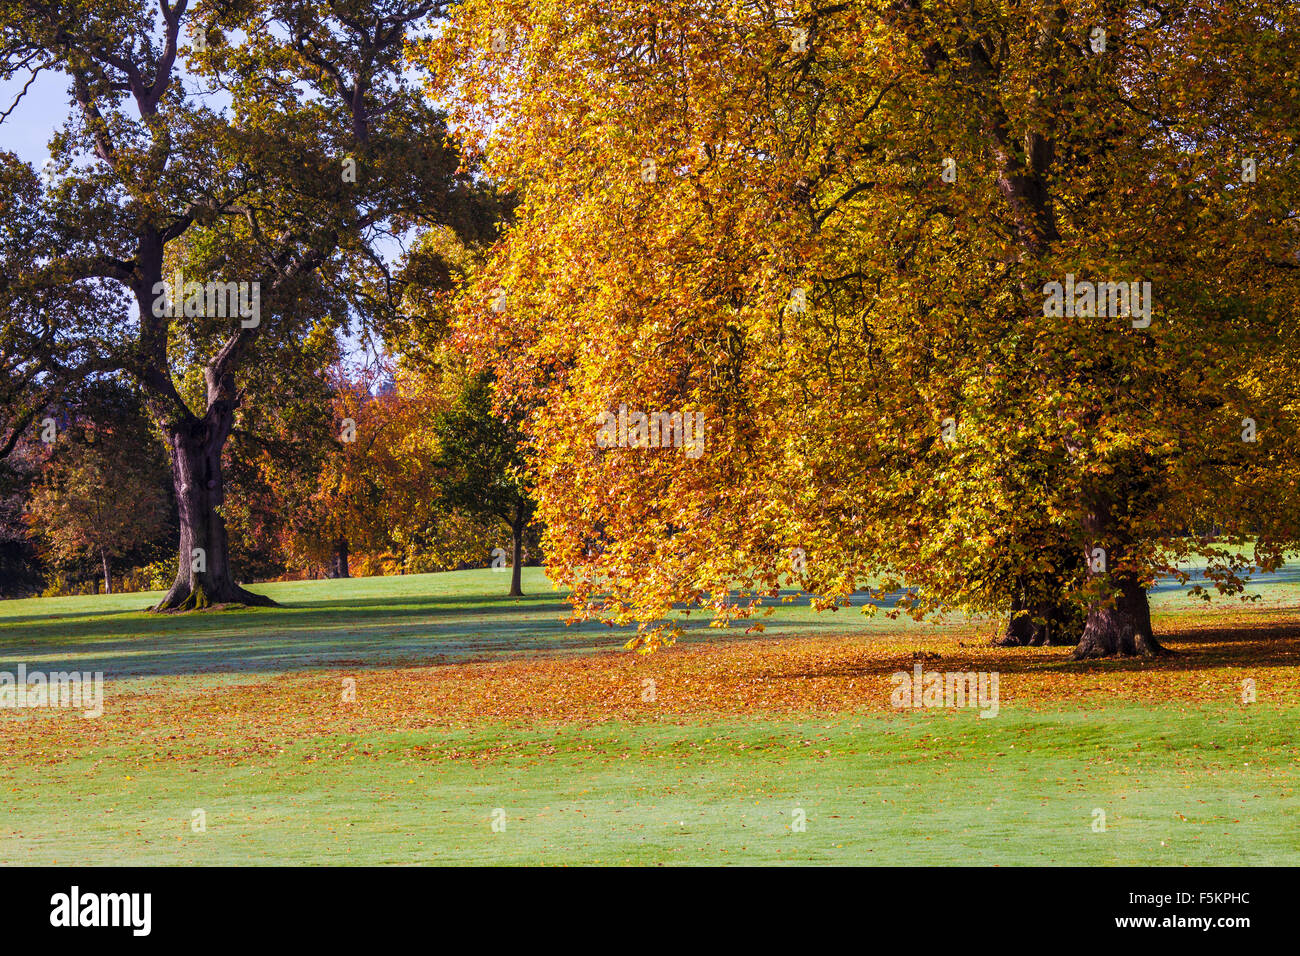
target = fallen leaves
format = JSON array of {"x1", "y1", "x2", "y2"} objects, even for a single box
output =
[{"x1": 2, "y1": 609, "x2": 1298, "y2": 766}]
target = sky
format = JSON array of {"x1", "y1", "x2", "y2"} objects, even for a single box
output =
[{"x1": 0, "y1": 68, "x2": 69, "y2": 167}]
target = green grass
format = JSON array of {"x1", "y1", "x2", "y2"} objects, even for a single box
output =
[
  {"x1": 5, "y1": 563, "x2": 1296, "y2": 680},
  {"x1": 0, "y1": 567, "x2": 980, "y2": 692},
  {"x1": 4, "y1": 709, "x2": 1296, "y2": 865},
  {"x1": 2, "y1": 566, "x2": 1299, "y2": 865}
]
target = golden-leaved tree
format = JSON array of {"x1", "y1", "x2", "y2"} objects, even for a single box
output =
[
  {"x1": 286, "y1": 365, "x2": 493, "y2": 578},
  {"x1": 417, "y1": 0, "x2": 1300, "y2": 655}
]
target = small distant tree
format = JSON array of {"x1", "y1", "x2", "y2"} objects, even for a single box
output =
[
  {"x1": 432, "y1": 373, "x2": 535, "y2": 597},
  {"x1": 294, "y1": 370, "x2": 434, "y2": 577},
  {"x1": 286, "y1": 367, "x2": 490, "y2": 578},
  {"x1": 27, "y1": 421, "x2": 169, "y2": 594}
]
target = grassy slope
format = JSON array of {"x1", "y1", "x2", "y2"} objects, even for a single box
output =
[{"x1": 2, "y1": 567, "x2": 1298, "y2": 865}]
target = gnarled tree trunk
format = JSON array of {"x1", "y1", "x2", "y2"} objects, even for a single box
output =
[
  {"x1": 153, "y1": 399, "x2": 274, "y2": 611},
  {"x1": 132, "y1": 246, "x2": 276, "y2": 614},
  {"x1": 1074, "y1": 574, "x2": 1165, "y2": 658},
  {"x1": 1073, "y1": 489, "x2": 1166, "y2": 659}
]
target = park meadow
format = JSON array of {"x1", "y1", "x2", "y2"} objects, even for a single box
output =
[
  {"x1": 2, "y1": 564, "x2": 1298, "y2": 865},
  {"x1": 2, "y1": 0, "x2": 1299, "y2": 873}
]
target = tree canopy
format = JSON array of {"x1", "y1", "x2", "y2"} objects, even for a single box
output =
[{"x1": 417, "y1": 0, "x2": 1300, "y2": 653}]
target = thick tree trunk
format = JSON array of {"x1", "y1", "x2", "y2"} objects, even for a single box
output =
[
  {"x1": 100, "y1": 549, "x2": 112, "y2": 595},
  {"x1": 327, "y1": 537, "x2": 350, "y2": 578},
  {"x1": 153, "y1": 405, "x2": 275, "y2": 611},
  {"x1": 994, "y1": 544, "x2": 1085, "y2": 647},
  {"x1": 1071, "y1": 483, "x2": 1166, "y2": 658},
  {"x1": 1073, "y1": 575, "x2": 1166, "y2": 659},
  {"x1": 509, "y1": 515, "x2": 524, "y2": 598},
  {"x1": 996, "y1": 588, "x2": 1082, "y2": 646}
]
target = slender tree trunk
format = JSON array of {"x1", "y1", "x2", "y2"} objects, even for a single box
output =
[
  {"x1": 328, "y1": 537, "x2": 350, "y2": 578},
  {"x1": 509, "y1": 512, "x2": 524, "y2": 598},
  {"x1": 152, "y1": 403, "x2": 275, "y2": 611},
  {"x1": 100, "y1": 548, "x2": 112, "y2": 595}
]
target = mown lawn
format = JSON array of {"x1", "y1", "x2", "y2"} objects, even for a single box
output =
[{"x1": 1, "y1": 567, "x2": 1298, "y2": 864}]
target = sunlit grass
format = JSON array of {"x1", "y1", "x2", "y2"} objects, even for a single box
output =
[{"x1": 1, "y1": 566, "x2": 1297, "y2": 864}]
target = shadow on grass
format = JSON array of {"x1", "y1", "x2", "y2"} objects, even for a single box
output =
[
  {"x1": 4, "y1": 577, "x2": 1296, "y2": 681},
  {"x1": 0, "y1": 590, "x2": 566, "y2": 629},
  {"x1": 767, "y1": 619, "x2": 1300, "y2": 683},
  {"x1": 0, "y1": 588, "x2": 880, "y2": 679}
]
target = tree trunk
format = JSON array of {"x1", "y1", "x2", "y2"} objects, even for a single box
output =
[
  {"x1": 100, "y1": 548, "x2": 112, "y2": 595},
  {"x1": 327, "y1": 537, "x2": 350, "y2": 578},
  {"x1": 994, "y1": 544, "x2": 1085, "y2": 647},
  {"x1": 509, "y1": 514, "x2": 524, "y2": 598},
  {"x1": 152, "y1": 405, "x2": 275, "y2": 611},
  {"x1": 1071, "y1": 483, "x2": 1166, "y2": 658},
  {"x1": 126, "y1": 225, "x2": 288, "y2": 613},
  {"x1": 1073, "y1": 575, "x2": 1166, "y2": 658},
  {"x1": 996, "y1": 587, "x2": 1082, "y2": 646}
]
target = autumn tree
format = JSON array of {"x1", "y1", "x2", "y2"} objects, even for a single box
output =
[
  {"x1": 419, "y1": 0, "x2": 1300, "y2": 654},
  {"x1": 26, "y1": 387, "x2": 171, "y2": 593},
  {"x1": 296, "y1": 368, "x2": 425, "y2": 576},
  {"x1": 0, "y1": 0, "x2": 496, "y2": 609}
]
